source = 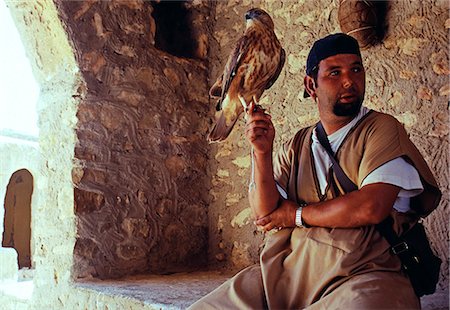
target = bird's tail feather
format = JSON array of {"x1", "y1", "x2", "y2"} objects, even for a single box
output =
[{"x1": 207, "y1": 111, "x2": 239, "y2": 143}]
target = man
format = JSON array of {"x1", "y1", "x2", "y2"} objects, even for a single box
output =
[{"x1": 190, "y1": 33, "x2": 441, "y2": 309}]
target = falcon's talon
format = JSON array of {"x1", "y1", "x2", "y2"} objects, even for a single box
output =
[
  {"x1": 238, "y1": 95, "x2": 248, "y2": 111},
  {"x1": 252, "y1": 104, "x2": 265, "y2": 113}
]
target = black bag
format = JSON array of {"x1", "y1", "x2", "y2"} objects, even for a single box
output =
[
  {"x1": 315, "y1": 121, "x2": 442, "y2": 297},
  {"x1": 377, "y1": 218, "x2": 442, "y2": 297}
]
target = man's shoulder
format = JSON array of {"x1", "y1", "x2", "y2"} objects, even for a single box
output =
[
  {"x1": 370, "y1": 109, "x2": 398, "y2": 122},
  {"x1": 366, "y1": 110, "x2": 400, "y2": 123},
  {"x1": 358, "y1": 110, "x2": 404, "y2": 134}
]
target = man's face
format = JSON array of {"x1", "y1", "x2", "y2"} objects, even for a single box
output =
[{"x1": 314, "y1": 54, "x2": 365, "y2": 118}]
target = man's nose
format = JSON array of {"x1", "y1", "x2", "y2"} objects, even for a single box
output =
[{"x1": 342, "y1": 74, "x2": 354, "y2": 88}]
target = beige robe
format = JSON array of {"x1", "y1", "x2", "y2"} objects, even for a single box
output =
[{"x1": 190, "y1": 111, "x2": 441, "y2": 309}]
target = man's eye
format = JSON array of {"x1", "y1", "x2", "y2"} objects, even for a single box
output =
[
  {"x1": 330, "y1": 71, "x2": 339, "y2": 76},
  {"x1": 352, "y1": 67, "x2": 363, "y2": 73}
]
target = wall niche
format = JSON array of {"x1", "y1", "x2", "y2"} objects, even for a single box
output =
[{"x1": 53, "y1": 0, "x2": 213, "y2": 279}]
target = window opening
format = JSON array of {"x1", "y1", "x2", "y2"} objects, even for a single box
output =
[{"x1": 151, "y1": 0, "x2": 196, "y2": 59}]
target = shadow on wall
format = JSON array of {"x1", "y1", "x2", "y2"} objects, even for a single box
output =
[{"x1": 2, "y1": 169, "x2": 33, "y2": 269}]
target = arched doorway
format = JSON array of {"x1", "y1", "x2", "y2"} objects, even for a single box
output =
[{"x1": 2, "y1": 169, "x2": 33, "y2": 269}]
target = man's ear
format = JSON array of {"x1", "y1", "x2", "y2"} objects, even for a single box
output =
[{"x1": 303, "y1": 76, "x2": 317, "y2": 99}]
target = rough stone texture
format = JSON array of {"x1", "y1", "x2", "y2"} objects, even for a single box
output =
[
  {"x1": 0, "y1": 0, "x2": 448, "y2": 309},
  {"x1": 75, "y1": 271, "x2": 232, "y2": 309},
  {"x1": 2, "y1": 0, "x2": 82, "y2": 309},
  {"x1": 0, "y1": 271, "x2": 232, "y2": 310},
  {"x1": 53, "y1": 0, "x2": 213, "y2": 278},
  {"x1": 207, "y1": 0, "x2": 449, "y2": 294}
]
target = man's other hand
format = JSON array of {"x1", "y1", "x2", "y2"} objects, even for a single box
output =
[{"x1": 255, "y1": 199, "x2": 298, "y2": 231}]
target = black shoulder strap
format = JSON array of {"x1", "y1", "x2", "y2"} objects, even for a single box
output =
[
  {"x1": 375, "y1": 216, "x2": 409, "y2": 257},
  {"x1": 315, "y1": 122, "x2": 358, "y2": 193}
]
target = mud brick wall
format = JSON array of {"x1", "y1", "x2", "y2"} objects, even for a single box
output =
[{"x1": 54, "y1": 0, "x2": 213, "y2": 279}]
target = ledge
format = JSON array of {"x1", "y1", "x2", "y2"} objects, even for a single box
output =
[
  {"x1": 74, "y1": 270, "x2": 232, "y2": 309},
  {"x1": 0, "y1": 279, "x2": 33, "y2": 300},
  {"x1": 1, "y1": 269, "x2": 446, "y2": 309},
  {"x1": 74, "y1": 270, "x2": 448, "y2": 310}
]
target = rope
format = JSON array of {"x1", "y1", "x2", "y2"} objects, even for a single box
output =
[
  {"x1": 248, "y1": 146, "x2": 256, "y2": 192},
  {"x1": 346, "y1": 25, "x2": 375, "y2": 35},
  {"x1": 340, "y1": 0, "x2": 373, "y2": 8}
]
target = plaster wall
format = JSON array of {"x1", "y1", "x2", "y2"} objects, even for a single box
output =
[{"x1": 207, "y1": 0, "x2": 449, "y2": 292}]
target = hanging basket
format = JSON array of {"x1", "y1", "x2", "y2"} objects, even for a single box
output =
[{"x1": 338, "y1": 0, "x2": 379, "y2": 49}]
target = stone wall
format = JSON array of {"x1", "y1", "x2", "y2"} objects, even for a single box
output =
[
  {"x1": 207, "y1": 0, "x2": 449, "y2": 290},
  {"x1": 2, "y1": 0, "x2": 82, "y2": 307},
  {"x1": 53, "y1": 0, "x2": 213, "y2": 278},
  {"x1": 0, "y1": 0, "x2": 448, "y2": 309}
]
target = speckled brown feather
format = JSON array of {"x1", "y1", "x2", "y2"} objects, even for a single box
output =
[{"x1": 208, "y1": 9, "x2": 285, "y2": 143}]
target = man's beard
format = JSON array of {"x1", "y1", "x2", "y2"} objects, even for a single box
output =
[{"x1": 333, "y1": 98, "x2": 363, "y2": 117}]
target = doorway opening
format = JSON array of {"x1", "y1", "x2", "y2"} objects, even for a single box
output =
[{"x1": 2, "y1": 169, "x2": 33, "y2": 269}]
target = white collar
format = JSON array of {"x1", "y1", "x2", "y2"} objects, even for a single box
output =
[{"x1": 312, "y1": 106, "x2": 370, "y2": 152}]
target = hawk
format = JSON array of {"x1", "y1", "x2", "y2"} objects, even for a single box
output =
[{"x1": 208, "y1": 8, "x2": 285, "y2": 143}]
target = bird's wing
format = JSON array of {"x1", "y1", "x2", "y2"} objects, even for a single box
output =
[
  {"x1": 209, "y1": 74, "x2": 223, "y2": 98},
  {"x1": 265, "y1": 47, "x2": 286, "y2": 90},
  {"x1": 217, "y1": 35, "x2": 251, "y2": 110},
  {"x1": 207, "y1": 100, "x2": 241, "y2": 143}
]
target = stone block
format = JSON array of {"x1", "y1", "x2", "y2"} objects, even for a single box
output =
[{"x1": 0, "y1": 247, "x2": 18, "y2": 281}]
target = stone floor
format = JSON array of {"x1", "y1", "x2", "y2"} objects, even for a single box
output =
[{"x1": 76, "y1": 270, "x2": 448, "y2": 310}]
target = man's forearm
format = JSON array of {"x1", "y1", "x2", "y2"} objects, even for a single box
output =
[
  {"x1": 249, "y1": 152, "x2": 280, "y2": 219},
  {"x1": 255, "y1": 183, "x2": 401, "y2": 231},
  {"x1": 301, "y1": 183, "x2": 401, "y2": 228}
]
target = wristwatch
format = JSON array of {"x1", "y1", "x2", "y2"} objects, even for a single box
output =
[{"x1": 295, "y1": 206, "x2": 304, "y2": 227}]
